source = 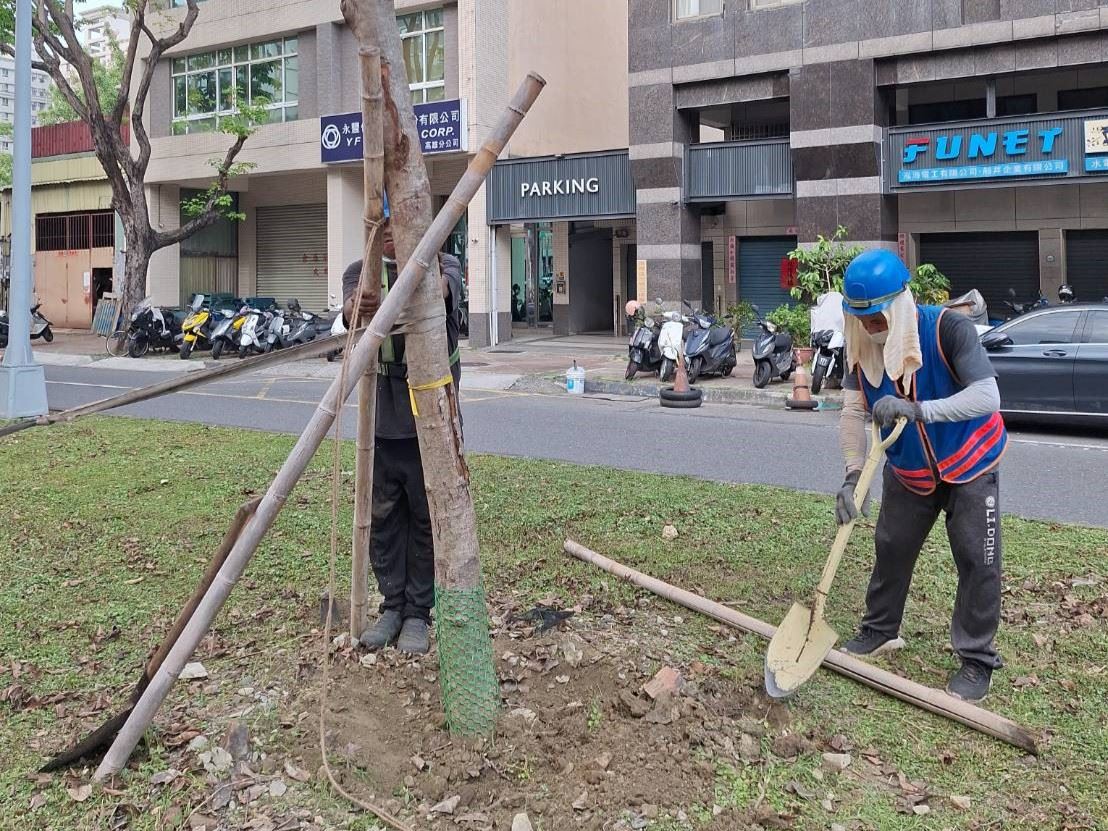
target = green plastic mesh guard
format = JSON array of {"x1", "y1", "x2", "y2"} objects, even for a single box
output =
[{"x1": 435, "y1": 581, "x2": 499, "y2": 736}]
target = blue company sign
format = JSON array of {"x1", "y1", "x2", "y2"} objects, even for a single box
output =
[
  {"x1": 320, "y1": 99, "x2": 466, "y2": 164},
  {"x1": 899, "y1": 127, "x2": 1067, "y2": 184}
]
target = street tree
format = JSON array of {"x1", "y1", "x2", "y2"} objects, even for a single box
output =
[{"x1": 0, "y1": 0, "x2": 258, "y2": 316}]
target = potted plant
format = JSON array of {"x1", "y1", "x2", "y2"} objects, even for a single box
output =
[{"x1": 767, "y1": 303, "x2": 812, "y2": 361}]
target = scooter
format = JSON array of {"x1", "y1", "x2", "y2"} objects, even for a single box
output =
[
  {"x1": 1003, "y1": 287, "x2": 1048, "y2": 321},
  {"x1": 0, "y1": 303, "x2": 55, "y2": 348},
  {"x1": 944, "y1": 289, "x2": 993, "y2": 336},
  {"x1": 624, "y1": 301, "x2": 664, "y2": 380},
  {"x1": 178, "y1": 294, "x2": 217, "y2": 360},
  {"x1": 210, "y1": 306, "x2": 248, "y2": 361},
  {"x1": 238, "y1": 303, "x2": 275, "y2": 358},
  {"x1": 125, "y1": 297, "x2": 180, "y2": 358},
  {"x1": 681, "y1": 300, "x2": 736, "y2": 384},
  {"x1": 751, "y1": 305, "x2": 795, "y2": 389},
  {"x1": 289, "y1": 303, "x2": 337, "y2": 347},
  {"x1": 657, "y1": 309, "x2": 688, "y2": 382},
  {"x1": 809, "y1": 291, "x2": 845, "y2": 395},
  {"x1": 263, "y1": 301, "x2": 297, "y2": 353}
]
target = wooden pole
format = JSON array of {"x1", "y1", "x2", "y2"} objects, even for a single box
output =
[
  {"x1": 563, "y1": 539, "x2": 1038, "y2": 755},
  {"x1": 350, "y1": 41, "x2": 386, "y2": 642},
  {"x1": 93, "y1": 72, "x2": 547, "y2": 781}
]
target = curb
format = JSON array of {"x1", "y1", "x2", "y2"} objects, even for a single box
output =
[{"x1": 513, "y1": 373, "x2": 844, "y2": 409}]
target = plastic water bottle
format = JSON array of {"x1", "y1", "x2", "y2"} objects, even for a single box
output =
[{"x1": 566, "y1": 361, "x2": 586, "y2": 395}]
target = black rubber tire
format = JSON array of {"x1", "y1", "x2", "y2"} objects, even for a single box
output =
[
  {"x1": 687, "y1": 356, "x2": 702, "y2": 385},
  {"x1": 660, "y1": 386, "x2": 702, "y2": 402},
  {"x1": 179, "y1": 341, "x2": 193, "y2": 360},
  {"x1": 753, "y1": 361, "x2": 772, "y2": 389},
  {"x1": 811, "y1": 358, "x2": 827, "y2": 395},
  {"x1": 660, "y1": 394, "x2": 703, "y2": 409},
  {"x1": 625, "y1": 359, "x2": 640, "y2": 380},
  {"x1": 127, "y1": 336, "x2": 149, "y2": 359},
  {"x1": 327, "y1": 350, "x2": 340, "y2": 363},
  {"x1": 238, "y1": 346, "x2": 249, "y2": 359},
  {"x1": 106, "y1": 332, "x2": 128, "y2": 357},
  {"x1": 722, "y1": 362, "x2": 735, "y2": 378},
  {"x1": 211, "y1": 339, "x2": 225, "y2": 361},
  {"x1": 660, "y1": 357, "x2": 675, "y2": 383},
  {"x1": 41, "y1": 326, "x2": 54, "y2": 343},
  {"x1": 781, "y1": 370, "x2": 792, "y2": 382},
  {"x1": 786, "y1": 399, "x2": 819, "y2": 410}
]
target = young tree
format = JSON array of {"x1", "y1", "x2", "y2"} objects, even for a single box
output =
[{"x1": 0, "y1": 0, "x2": 257, "y2": 316}]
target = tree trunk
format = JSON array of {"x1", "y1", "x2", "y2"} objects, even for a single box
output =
[
  {"x1": 121, "y1": 232, "x2": 152, "y2": 321},
  {"x1": 373, "y1": 0, "x2": 498, "y2": 736}
]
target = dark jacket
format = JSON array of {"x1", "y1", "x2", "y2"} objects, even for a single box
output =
[{"x1": 342, "y1": 253, "x2": 463, "y2": 439}]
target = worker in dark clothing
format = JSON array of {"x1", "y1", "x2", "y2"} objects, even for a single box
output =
[
  {"x1": 342, "y1": 219, "x2": 463, "y2": 655},
  {"x1": 835, "y1": 249, "x2": 1007, "y2": 703}
]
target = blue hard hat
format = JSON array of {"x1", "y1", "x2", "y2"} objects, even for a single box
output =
[{"x1": 842, "y1": 249, "x2": 911, "y2": 316}]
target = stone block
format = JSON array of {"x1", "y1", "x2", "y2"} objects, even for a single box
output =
[
  {"x1": 630, "y1": 0, "x2": 671, "y2": 29},
  {"x1": 1016, "y1": 185, "x2": 1080, "y2": 221},
  {"x1": 789, "y1": 64, "x2": 831, "y2": 133},
  {"x1": 829, "y1": 60, "x2": 877, "y2": 128},
  {"x1": 629, "y1": 23, "x2": 673, "y2": 73},
  {"x1": 796, "y1": 195, "x2": 839, "y2": 241},
  {"x1": 932, "y1": 0, "x2": 964, "y2": 30},
  {"x1": 1056, "y1": 32, "x2": 1108, "y2": 68},
  {"x1": 1014, "y1": 39, "x2": 1059, "y2": 71},
  {"x1": 746, "y1": 198, "x2": 796, "y2": 230},
  {"x1": 975, "y1": 43, "x2": 1017, "y2": 74},
  {"x1": 860, "y1": 31, "x2": 933, "y2": 60},
  {"x1": 859, "y1": 0, "x2": 933, "y2": 39},
  {"x1": 673, "y1": 60, "x2": 736, "y2": 85},
  {"x1": 963, "y1": 0, "x2": 1001, "y2": 25},
  {"x1": 1079, "y1": 182, "x2": 1108, "y2": 218},
  {"x1": 933, "y1": 19, "x2": 1013, "y2": 50},
  {"x1": 803, "y1": 0, "x2": 862, "y2": 48},
  {"x1": 832, "y1": 142, "x2": 882, "y2": 180},
  {"x1": 1000, "y1": 0, "x2": 1054, "y2": 19},
  {"x1": 954, "y1": 188, "x2": 1016, "y2": 222},
  {"x1": 1055, "y1": 9, "x2": 1100, "y2": 35},
  {"x1": 793, "y1": 146, "x2": 835, "y2": 182},
  {"x1": 630, "y1": 84, "x2": 682, "y2": 146},
  {"x1": 735, "y1": 3, "x2": 804, "y2": 58},
  {"x1": 630, "y1": 156, "x2": 682, "y2": 190},
  {"x1": 1055, "y1": 0, "x2": 1099, "y2": 12},
  {"x1": 1011, "y1": 14, "x2": 1055, "y2": 40},
  {"x1": 671, "y1": 13, "x2": 734, "y2": 68},
  {"x1": 898, "y1": 190, "x2": 956, "y2": 223},
  {"x1": 836, "y1": 194, "x2": 887, "y2": 241}
]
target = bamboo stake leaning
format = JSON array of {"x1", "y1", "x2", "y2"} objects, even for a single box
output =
[
  {"x1": 564, "y1": 539, "x2": 1039, "y2": 755},
  {"x1": 350, "y1": 42, "x2": 386, "y2": 642},
  {"x1": 93, "y1": 71, "x2": 547, "y2": 781}
]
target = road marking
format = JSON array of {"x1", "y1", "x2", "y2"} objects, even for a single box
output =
[
  {"x1": 1010, "y1": 437, "x2": 1108, "y2": 452},
  {"x1": 47, "y1": 380, "x2": 133, "y2": 391}
]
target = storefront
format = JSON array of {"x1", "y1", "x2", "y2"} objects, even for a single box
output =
[
  {"x1": 487, "y1": 150, "x2": 635, "y2": 336},
  {"x1": 888, "y1": 109, "x2": 1108, "y2": 307}
]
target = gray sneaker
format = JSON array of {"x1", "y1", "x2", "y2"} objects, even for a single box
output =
[
  {"x1": 359, "y1": 610, "x2": 403, "y2": 650},
  {"x1": 396, "y1": 617, "x2": 430, "y2": 655}
]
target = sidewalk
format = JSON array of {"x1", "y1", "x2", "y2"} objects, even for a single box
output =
[{"x1": 12, "y1": 329, "x2": 845, "y2": 407}]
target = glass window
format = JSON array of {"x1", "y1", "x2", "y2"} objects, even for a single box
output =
[
  {"x1": 674, "y1": 0, "x2": 722, "y2": 19},
  {"x1": 1006, "y1": 312, "x2": 1083, "y2": 345},
  {"x1": 170, "y1": 35, "x2": 300, "y2": 131},
  {"x1": 399, "y1": 9, "x2": 446, "y2": 101},
  {"x1": 1085, "y1": 312, "x2": 1108, "y2": 344}
]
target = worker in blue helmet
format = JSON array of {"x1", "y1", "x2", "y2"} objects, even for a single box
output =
[
  {"x1": 341, "y1": 197, "x2": 464, "y2": 655},
  {"x1": 835, "y1": 248, "x2": 1007, "y2": 703}
]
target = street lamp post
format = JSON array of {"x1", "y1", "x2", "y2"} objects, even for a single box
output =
[{"x1": 0, "y1": 0, "x2": 48, "y2": 418}]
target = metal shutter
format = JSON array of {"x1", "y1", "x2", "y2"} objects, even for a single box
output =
[
  {"x1": 919, "y1": 232, "x2": 1039, "y2": 316},
  {"x1": 256, "y1": 205, "x2": 329, "y2": 312},
  {"x1": 1065, "y1": 230, "x2": 1108, "y2": 303},
  {"x1": 738, "y1": 236, "x2": 797, "y2": 336}
]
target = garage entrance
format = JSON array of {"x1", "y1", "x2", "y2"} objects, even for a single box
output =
[
  {"x1": 738, "y1": 235, "x2": 797, "y2": 335},
  {"x1": 566, "y1": 226, "x2": 613, "y2": 335},
  {"x1": 256, "y1": 205, "x2": 328, "y2": 311},
  {"x1": 1065, "y1": 230, "x2": 1108, "y2": 303},
  {"x1": 919, "y1": 232, "x2": 1039, "y2": 316}
]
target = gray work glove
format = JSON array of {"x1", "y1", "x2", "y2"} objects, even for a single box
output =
[
  {"x1": 872, "y1": 395, "x2": 924, "y2": 428},
  {"x1": 835, "y1": 469, "x2": 870, "y2": 526}
]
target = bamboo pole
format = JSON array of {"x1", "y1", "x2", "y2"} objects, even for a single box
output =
[
  {"x1": 93, "y1": 72, "x2": 547, "y2": 781},
  {"x1": 351, "y1": 43, "x2": 386, "y2": 642},
  {"x1": 0, "y1": 332, "x2": 357, "y2": 440},
  {"x1": 563, "y1": 539, "x2": 1039, "y2": 755}
]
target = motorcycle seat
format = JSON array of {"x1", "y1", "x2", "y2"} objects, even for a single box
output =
[
  {"x1": 708, "y1": 327, "x2": 732, "y2": 346},
  {"x1": 774, "y1": 333, "x2": 792, "y2": 351}
]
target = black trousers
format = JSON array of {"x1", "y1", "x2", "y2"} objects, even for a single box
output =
[
  {"x1": 862, "y1": 465, "x2": 1003, "y2": 669},
  {"x1": 370, "y1": 437, "x2": 435, "y2": 623}
]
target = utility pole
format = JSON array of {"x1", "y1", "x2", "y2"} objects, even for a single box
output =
[{"x1": 0, "y1": 0, "x2": 48, "y2": 419}]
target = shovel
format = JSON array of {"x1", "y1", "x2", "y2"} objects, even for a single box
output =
[{"x1": 764, "y1": 417, "x2": 908, "y2": 699}]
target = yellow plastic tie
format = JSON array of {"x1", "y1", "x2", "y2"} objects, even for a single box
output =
[{"x1": 407, "y1": 373, "x2": 454, "y2": 416}]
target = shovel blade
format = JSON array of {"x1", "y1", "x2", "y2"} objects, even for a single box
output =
[{"x1": 764, "y1": 602, "x2": 839, "y2": 699}]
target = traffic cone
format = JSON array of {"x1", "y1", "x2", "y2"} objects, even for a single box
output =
[
  {"x1": 673, "y1": 349, "x2": 691, "y2": 394},
  {"x1": 786, "y1": 357, "x2": 818, "y2": 410}
]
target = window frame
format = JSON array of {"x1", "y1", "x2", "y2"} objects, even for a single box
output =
[
  {"x1": 1002, "y1": 309, "x2": 1085, "y2": 346},
  {"x1": 1081, "y1": 310, "x2": 1108, "y2": 345},
  {"x1": 398, "y1": 9, "x2": 446, "y2": 104},
  {"x1": 673, "y1": 0, "x2": 723, "y2": 21},
  {"x1": 169, "y1": 36, "x2": 299, "y2": 134}
]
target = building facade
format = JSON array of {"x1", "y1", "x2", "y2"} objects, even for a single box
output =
[
  {"x1": 0, "y1": 57, "x2": 53, "y2": 155},
  {"x1": 139, "y1": 0, "x2": 629, "y2": 346},
  {"x1": 78, "y1": 5, "x2": 132, "y2": 64},
  {"x1": 629, "y1": 0, "x2": 1108, "y2": 318}
]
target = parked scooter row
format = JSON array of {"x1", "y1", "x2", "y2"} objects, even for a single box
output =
[
  {"x1": 624, "y1": 300, "x2": 738, "y2": 383},
  {"x1": 0, "y1": 303, "x2": 54, "y2": 348}
]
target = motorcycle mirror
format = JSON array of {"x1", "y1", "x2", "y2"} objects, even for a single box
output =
[{"x1": 1007, "y1": 288, "x2": 1017, "y2": 299}]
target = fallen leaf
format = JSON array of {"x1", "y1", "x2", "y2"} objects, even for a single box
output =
[
  {"x1": 431, "y1": 795, "x2": 460, "y2": 815},
  {"x1": 67, "y1": 784, "x2": 92, "y2": 802},
  {"x1": 912, "y1": 804, "x2": 931, "y2": 816},
  {"x1": 821, "y1": 753, "x2": 852, "y2": 772},
  {"x1": 950, "y1": 795, "x2": 973, "y2": 811},
  {"x1": 785, "y1": 780, "x2": 816, "y2": 801},
  {"x1": 149, "y1": 769, "x2": 181, "y2": 786},
  {"x1": 1013, "y1": 675, "x2": 1040, "y2": 689},
  {"x1": 284, "y1": 760, "x2": 312, "y2": 782},
  {"x1": 180, "y1": 662, "x2": 208, "y2": 681},
  {"x1": 29, "y1": 793, "x2": 47, "y2": 811}
]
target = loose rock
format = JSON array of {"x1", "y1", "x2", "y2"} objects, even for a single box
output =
[
  {"x1": 821, "y1": 752, "x2": 853, "y2": 772},
  {"x1": 430, "y1": 795, "x2": 460, "y2": 815},
  {"x1": 511, "y1": 813, "x2": 534, "y2": 831},
  {"x1": 180, "y1": 662, "x2": 208, "y2": 681}
]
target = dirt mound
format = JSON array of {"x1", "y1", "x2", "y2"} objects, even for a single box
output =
[{"x1": 293, "y1": 599, "x2": 793, "y2": 830}]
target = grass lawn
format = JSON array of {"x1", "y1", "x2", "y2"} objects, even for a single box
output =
[{"x1": 1, "y1": 417, "x2": 1106, "y2": 831}]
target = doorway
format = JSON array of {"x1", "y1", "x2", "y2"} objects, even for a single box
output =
[
  {"x1": 568, "y1": 226, "x2": 614, "y2": 334},
  {"x1": 701, "y1": 241, "x2": 715, "y2": 314}
]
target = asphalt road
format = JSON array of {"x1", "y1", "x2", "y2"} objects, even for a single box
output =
[{"x1": 33, "y1": 363, "x2": 1108, "y2": 528}]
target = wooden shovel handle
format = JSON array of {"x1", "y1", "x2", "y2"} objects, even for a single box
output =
[
  {"x1": 812, "y1": 418, "x2": 908, "y2": 619},
  {"x1": 141, "y1": 497, "x2": 262, "y2": 683}
]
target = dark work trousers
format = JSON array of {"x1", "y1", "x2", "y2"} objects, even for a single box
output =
[
  {"x1": 370, "y1": 437, "x2": 435, "y2": 623},
  {"x1": 862, "y1": 465, "x2": 1003, "y2": 669}
]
